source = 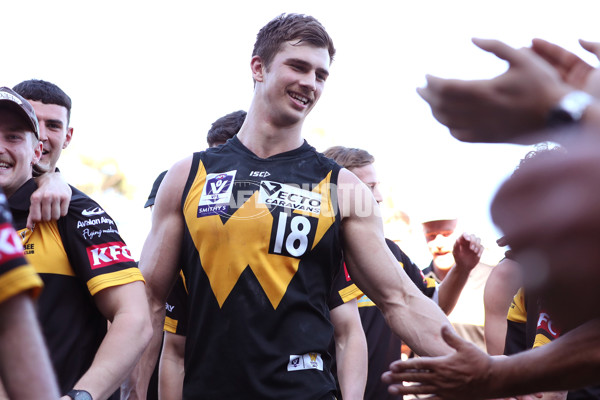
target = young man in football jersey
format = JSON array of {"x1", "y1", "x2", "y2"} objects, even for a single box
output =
[
  {"x1": 6, "y1": 82, "x2": 152, "y2": 400},
  {"x1": 0, "y1": 86, "x2": 61, "y2": 400},
  {"x1": 131, "y1": 13, "x2": 456, "y2": 399}
]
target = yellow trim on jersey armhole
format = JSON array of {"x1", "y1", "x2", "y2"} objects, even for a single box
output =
[
  {"x1": 357, "y1": 294, "x2": 376, "y2": 308},
  {"x1": 424, "y1": 277, "x2": 436, "y2": 289},
  {"x1": 338, "y1": 283, "x2": 363, "y2": 303},
  {"x1": 164, "y1": 316, "x2": 178, "y2": 333},
  {"x1": 0, "y1": 265, "x2": 43, "y2": 304},
  {"x1": 87, "y1": 268, "x2": 145, "y2": 296},
  {"x1": 533, "y1": 334, "x2": 551, "y2": 349},
  {"x1": 507, "y1": 287, "x2": 527, "y2": 323}
]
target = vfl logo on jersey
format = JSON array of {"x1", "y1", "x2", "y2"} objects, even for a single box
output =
[
  {"x1": 258, "y1": 181, "x2": 321, "y2": 215},
  {"x1": 287, "y1": 352, "x2": 324, "y2": 372},
  {"x1": 81, "y1": 206, "x2": 105, "y2": 217},
  {"x1": 0, "y1": 223, "x2": 25, "y2": 262},
  {"x1": 86, "y1": 241, "x2": 134, "y2": 269},
  {"x1": 198, "y1": 170, "x2": 237, "y2": 217}
]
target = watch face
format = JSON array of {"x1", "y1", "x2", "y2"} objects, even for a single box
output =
[{"x1": 69, "y1": 390, "x2": 92, "y2": 400}]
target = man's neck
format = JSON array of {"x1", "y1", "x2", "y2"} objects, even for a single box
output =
[{"x1": 236, "y1": 103, "x2": 305, "y2": 159}]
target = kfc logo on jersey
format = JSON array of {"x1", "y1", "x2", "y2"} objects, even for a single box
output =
[
  {"x1": 0, "y1": 223, "x2": 24, "y2": 262},
  {"x1": 537, "y1": 312, "x2": 560, "y2": 339},
  {"x1": 87, "y1": 241, "x2": 134, "y2": 269}
]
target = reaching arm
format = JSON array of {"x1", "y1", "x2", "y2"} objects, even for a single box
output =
[
  {"x1": 484, "y1": 258, "x2": 522, "y2": 355},
  {"x1": 159, "y1": 332, "x2": 185, "y2": 400},
  {"x1": 330, "y1": 298, "x2": 367, "y2": 400},
  {"x1": 383, "y1": 319, "x2": 600, "y2": 399},
  {"x1": 123, "y1": 158, "x2": 191, "y2": 399},
  {"x1": 29, "y1": 170, "x2": 71, "y2": 229},
  {"x1": 338, "y1": 169, "x2": 453, "y2": 357},
  {"x1": 0, "y1": 292, "x2": 60, "y2": 400},
  {"x1": 66, "y1": 281, "x2": 151, "y2": 400},
  {"x1": 436, "y1": 233, "x2": 484, "y2": 314}
]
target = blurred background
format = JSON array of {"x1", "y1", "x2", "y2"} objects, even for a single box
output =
[{"x1": 5, "y1": 0, "x2": 598, "y2": 264}]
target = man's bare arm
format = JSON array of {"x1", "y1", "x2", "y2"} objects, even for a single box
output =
[
  {"x1": 123, "y1": 157, "x2": 191, "y2": 399},
  {"x1": 330, "y1": 298, "x2": 367, "y2": 400},
  {"x1": 0, "y1": 292, "x2": 60, "y2": 399},
  {"x1": 68, "y1": 281, "x2": 151, "y2": 400},
  {"x1": 437, "y1": 233, "x2": 484, "y2": 314},
  {"x1": 385, "y1": 319, "x2": 600, "y2": 398},
  {"x1": 338, "y1": 169, "x2": 453, "y2": 357},
  {"x1": 159, "y1": 332, "x2": 185, "y2": 400}
]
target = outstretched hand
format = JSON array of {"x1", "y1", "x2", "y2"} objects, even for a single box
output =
[
  {"x1": 531, "y1": 38, "x2": 600, "y2": 98},
  {"x1": 382, "y1": 325, "x2": 495, "y2": 399},
  {"x1": 417, "y1": 38, "x2": 572, "y2": 144}
]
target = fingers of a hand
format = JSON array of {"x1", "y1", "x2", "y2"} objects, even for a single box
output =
[
  {"x1": 41, "y1": 198, "x2": 53, "y2": 222},
  {"x1": 27, "y1": 199, "x2": 42, "y2": 229},
  {"x1": 441, "y1": 324, "x2": 465, "y2": 350},
  {"x1": 60, "y1": 198, "x2": 69, "y2": 217},
  {"x1": 531, "y1": 38, "x2": 581, "y2": 68},
  {"x1": 579, "y1": 39, "x2": 600, "y2": 61},
  {"x1": 472, "y1": 38, "x2": 523, "y2": 65},
  {"x1": 389, "y1": 384, "x2": 438, "y2": 397},
  {"x1": 497, "y1": 236, "x2": 507, "y2": 246},
  {"x1": 388, "y1": 358, "x2": 431, "y2": 373}
]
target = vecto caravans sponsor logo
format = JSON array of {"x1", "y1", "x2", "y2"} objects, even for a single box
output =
[{"x1": 258, "y1": 181, "x2": 321, "y2": 215}]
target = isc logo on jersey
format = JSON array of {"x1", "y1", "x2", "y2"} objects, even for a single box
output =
[
  {"x1": 0, "y1": 223, "x2": 24, "y2": 262},
  {"x1": 258, "y1": 181, "x2": 321, "y2": 215},
  {"x1": 198, "y1": 170, "x2": 237, "y2": 217},
  {"x1": 86, "y1": 241, "x2": 134, "y2": 269}
]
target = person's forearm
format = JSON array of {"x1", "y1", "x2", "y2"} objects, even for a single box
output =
[
  {"x1": 74, "y1": 308, "x2": 152, "y2": 400},
  {"x1": 381, "y1": 285, "x2": 454, "y2": 357},
  {"x1": 158, "y1": 333, "x2": 185, "y2": 400},
  {"x1": 0, "y1": 293, "x2": 60, "y2": 400},
  {"x1": 485, "y1": 318, "x2": 600, "y2": 397},
  {"x1": 335, "y1": 330, "x2": 367, "y2": 400},
  {"x1": 437, "y1": 266, "x2": 470, "y2": 314},
  {"x1": 123, "y1": 296, "x2": 167, "y2": 399}
]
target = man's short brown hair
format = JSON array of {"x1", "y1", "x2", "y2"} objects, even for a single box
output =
[{"x1": 323, "y1": 146, "x2": 374, "y2": 170}]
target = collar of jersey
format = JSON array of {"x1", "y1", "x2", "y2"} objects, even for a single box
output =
[
  {"x1": 230, "y1": 135, "x2": 314, "y2": 161},
  {"x1": 7, "y1": 178, "x2": 37, "y2": 211}
]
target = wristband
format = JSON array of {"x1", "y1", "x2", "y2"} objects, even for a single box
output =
[{"x1": 547, "y1": 90, "x2": 594, "y2": 127}]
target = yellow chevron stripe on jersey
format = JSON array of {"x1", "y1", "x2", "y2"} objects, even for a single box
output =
[
  {"x1": 338, "y1": 283, "x2": 363, "y2": 303},
  {"x1": 87, "y1": 268, "x2": 145, "y2": 296},
  {"x1": 18, "y1": 223, "x2": 74, "y2": 277},
  {"x1": 184, "y1": 162, "x2": 336, "y2": 310},
  {"x1": 0, "y1": 264, "x2": 43, "y2": 304},
  {"x1": 507, "y1": 287, "x2": 527, "y2": 323}
]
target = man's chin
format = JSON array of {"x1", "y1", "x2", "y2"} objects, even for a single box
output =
[{"x1": 32, "y1": 162, "x2": 51, "y2": 177}]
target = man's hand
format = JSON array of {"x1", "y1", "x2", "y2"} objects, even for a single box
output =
[
  {"x1": 531, "y1": 38, "x2": 600, "y2": 98},
  {"x1": 29, "y1": 172, "x2": 71, "y2": 229},
  {"x1": 452, "y1": 232, "x2": 483, "y2": 273},
  {"x1": 417, "y1": 38, "x2": 572, "y2": 144},
  {"x1": 382, "y1": 325, "x2": 495, "y2": 399}
]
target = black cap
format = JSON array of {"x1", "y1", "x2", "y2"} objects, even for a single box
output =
[
  {"x1": 144, "y1": 170, "x2": 168, "y2": 208},
  {"x1": 0, "y1": 87, "x2": 39, "y2": 139}
]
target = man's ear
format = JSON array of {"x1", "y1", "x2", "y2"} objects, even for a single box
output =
[
  {"x1": 32, "y1": 140, "x2": 43, "y2": 165},
  {"x1": 251, "y1": 55, "x2": 265, "y2": 83},
  {"x1": 63, "y1": 127, "x2": 74, "y2": 149}
]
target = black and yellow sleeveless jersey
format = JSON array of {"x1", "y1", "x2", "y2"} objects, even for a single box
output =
[
  {"x1": 180, "y1": 137, "x2": 343, "y2": 399},
  {"x1": 0, "y1": 190, "x2": 42, "y2": 304},
  {"x1": 9, "y1": 179, "x2": 144, "y2": 396},
  {"x1": 164, "y1": 270, "x2": 188, "y2": 335},
  {"x1": 505, "y1": 287, "x2": 600, "y2": 399}
]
